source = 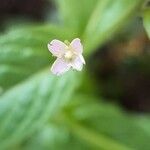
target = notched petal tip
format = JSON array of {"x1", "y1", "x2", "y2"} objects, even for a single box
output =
[
  {"x1": 71, "y1": 56, "x2": 84, "y2": 71},
  {"x1": 47, "y1": 43, "x2": 51, "y2": 50},
  {"x1": 79, "y1": 54, "x2": 86, "y2": 64},
  {"x1": 48, "y1": 39, "x2": 66, "y2": 57}
]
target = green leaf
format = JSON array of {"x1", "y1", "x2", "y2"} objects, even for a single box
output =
[
  {"x1": 18, "y1": 95, "x2": 150, "y2": 150},
  {"x1": 55, "y1": 0, "x2": 98, "y2": 34},
  {"x1": 82, "y1": 0, "x2": 144, "y2": 55},
  {"x1": 0, "y1": 70, "x2": 79, "y2": 150},
  {"x1": 0, "y1": 24, "x2": 76, "y2": 91},
  {"x1": 19, "y1": 124, "x2": 92, "y2": 150},
  {"x1": 0, "y1": 25, "x2": 81, "y2": 149},
  {"x1": 64, "y1": 95, "x2": 150, "y2": 150},
  {"x1": 55, "y1": 0, "x2": 144, "y2": 55},
  {"x1": 143, "y1": 8, "x2": 150, "y2": 38}
]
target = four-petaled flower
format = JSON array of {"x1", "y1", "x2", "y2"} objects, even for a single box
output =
[{"x1": 48, "y1": 38, "x2": 85, "y2": 76}]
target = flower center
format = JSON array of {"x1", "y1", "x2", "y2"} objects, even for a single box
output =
[{"x1": 64, "y1": 50, "x2": 74, "y2": 61}]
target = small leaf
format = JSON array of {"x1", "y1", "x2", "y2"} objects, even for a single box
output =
[{"x1": 143, "y1": 8, "x2": 150, "y2": 38}]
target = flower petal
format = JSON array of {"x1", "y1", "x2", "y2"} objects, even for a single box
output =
[
  {"x1": 51, "y1": 58, "x2": 70, "y2": 75},
  {"x1": 71, "y1": 56, "x2": 84, "y2": 71},
  {"x1": 79, "y1": 54, "x2": 86, "y2": 64},
  {"x1": 48, "y1": 39, "x2": 66, "y2": 57},
  {"x1": 70, "y1": 38, "x2": 83, "y2": 54}
]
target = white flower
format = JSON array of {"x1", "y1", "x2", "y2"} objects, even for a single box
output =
[{"x1": 48, "y1": 38, "x2": 85, "y2": 76}]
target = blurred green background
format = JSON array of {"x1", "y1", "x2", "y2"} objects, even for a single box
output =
[{"x1": 0, "y1": 0, "x2": 150, "y2": 150}]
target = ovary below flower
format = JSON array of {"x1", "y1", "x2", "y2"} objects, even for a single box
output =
[{"x1": 48, "y1": 38, "x2": 85, "y2": 76}]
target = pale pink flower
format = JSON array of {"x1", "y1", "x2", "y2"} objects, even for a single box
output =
[{"x1": 48, "y1": 38, "x2": 85, "y2": 76}]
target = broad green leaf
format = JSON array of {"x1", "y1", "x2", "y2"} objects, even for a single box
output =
[
  {"x1": 0, "y1": 24, "x2": 76, "y2": 91},
  {"x1": 143, "y1": 8, "x2": 150, "y2": 38},
  {"x1": 18, "y1": 124, "x2": 92, "y2": 150},
  {"x1": 0, "y1": 70, "x2": 80, "y2": 150},
  {"x1": 55, "y1": 0, "x2": 144, "y2": 55},
  {"x1": 0, "y1": 25, "x2": 81, "y2": 149},
  {"x1": 64, "y1": 95, "x2": 150, "y2": 150},
  {"x1": 82, "y1": 0, "x2": 144, "y2": 55},
  {"x1": 18, "y1": 95, "x2": 150, "y2": 150}
]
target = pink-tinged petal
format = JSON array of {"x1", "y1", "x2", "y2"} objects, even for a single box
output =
[
  {"x1": 79, "y1": 54, "x2": 85, "y2": 64},
  {"x1": 51, "y1": 58, "x2": 70, "y2": 75},
  {"x1": 48, "y1": 39, "x2": 67, "y2": 57},
  {"x1": 71, "y1": 56, "x2": 84, "y2": 71},
  {"x1": 70, "y1": 38, "x2": 83, "y2": 54}
]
